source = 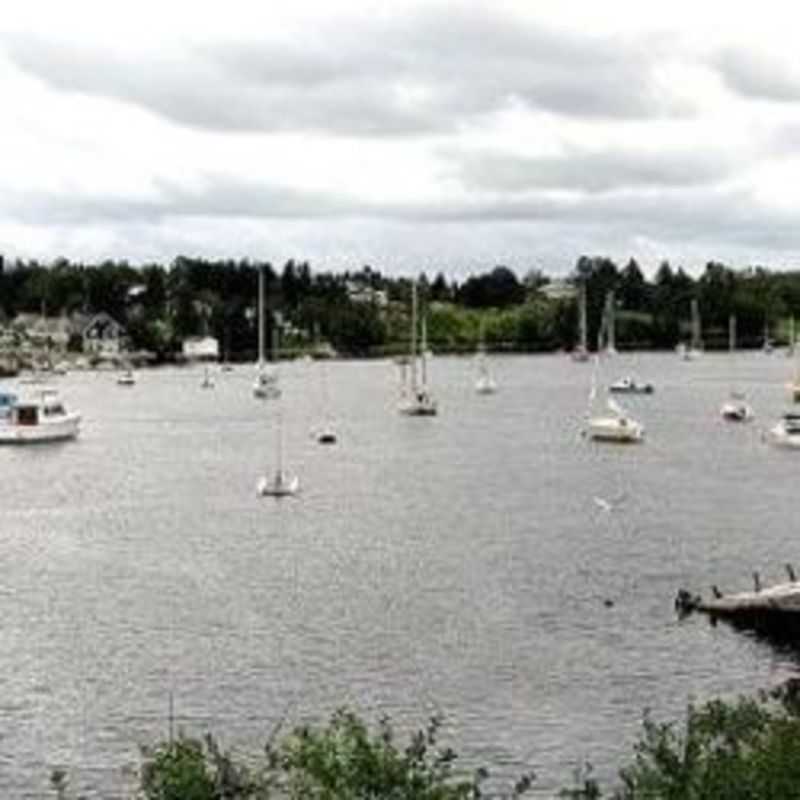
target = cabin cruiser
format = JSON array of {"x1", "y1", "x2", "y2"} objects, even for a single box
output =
[
  {"x1": 586, "y1": 399, "x2": 644, "y2": 443},
  {"x1": 609, "y1": 376, "x2": 654, "y2": 395},
  {"x1": 0, "y1": 389, "x2": 80, "y2": 443},
  {"x1": 767, "y1": 413, "x2": 800, "y2": 448}
]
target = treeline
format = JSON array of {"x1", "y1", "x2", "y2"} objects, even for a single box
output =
[{"x1": 1, "y1": 254, "x2": 800, "y2": 357}]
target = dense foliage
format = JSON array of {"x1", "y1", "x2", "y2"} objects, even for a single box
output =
[
  {"x1": 130, "y1": 710, "x2": 533, "y2": 800},
  {"x1": 3, "y1": 253, "x2": 800, "y2": 357},
  {"x1": 561, "y1": 680, "x2": 800, "y2": 799}
]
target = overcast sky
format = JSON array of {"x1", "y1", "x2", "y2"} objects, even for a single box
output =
[{"x1": 2, "y1": 0, "x2": 800, "y2": 278}]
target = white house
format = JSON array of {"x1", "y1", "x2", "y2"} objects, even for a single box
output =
[
  {"x1": 346, "y1": 281, "x2": 389, "y2": 308},
  {"x1": 182, "y1": 335, "x2": 219, "y2": 361},
  {"x1": 82, "y1": 312, "x2": 127, "y2": 356}
]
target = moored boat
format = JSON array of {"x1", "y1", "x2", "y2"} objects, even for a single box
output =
[
  {"x1": 0, "y1": 389, "x2": 80, "y2": 443},
  {"x1": 609, "y1": 376, "x2": 654, "y2": 395}
]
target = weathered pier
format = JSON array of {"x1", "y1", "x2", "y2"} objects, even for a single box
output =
[{"x1": 676, "y1": 565, "x2": 800, "y2": 638}]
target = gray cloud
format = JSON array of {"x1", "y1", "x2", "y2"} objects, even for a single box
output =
[
  {"x1": 2, "y1": 172, "x2": 798, "y2": 258},
  {"x1": 716, "y1": 48, "x2": 800, "y2": 101},
  {"x1": 1, "y1": 9, "x2": 686, "y2": 136},
  {"x1": 445, "y1": 148, "x2": 735, "y2": 193}
]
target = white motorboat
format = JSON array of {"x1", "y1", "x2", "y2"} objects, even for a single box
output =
[
  {"x1": 0, "y1": 389, "x2": 80, "y2": 443},
  {"x1": 609, "y1": 376, "x2": 654, "y2": 395},
  {"x1": 117, "y1": 369, "x2": 136, "y2": 386},
  {"x1": 720, "y1": 394, "x2": 754, "y2": 422},
  {"x1": 399, "y1": 282, "x2": 438, "y2": 416},
  {"x1": 767, "y1": 413, "x2": 800, "y2": 448}
]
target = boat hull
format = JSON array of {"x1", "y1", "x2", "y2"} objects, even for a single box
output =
[
  {"x1": 257, "y1": 473, "x2": 299, "y2": 497},
  {"x1": 0, "y1": 414, "x2": 81, "y2": 444},
  {"x1": 586, "y1": 417, "x2": 644, "y2": 443}
]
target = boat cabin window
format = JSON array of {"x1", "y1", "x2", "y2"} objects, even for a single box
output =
[
  {"x1": 42, "y1": 403, "x2": 65, "y2": 417},
  {"x1": 15, "y1": 405, "x2": 38, "y2": 425}
]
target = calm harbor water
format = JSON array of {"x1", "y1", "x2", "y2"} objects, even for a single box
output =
[{"x1": 1, "y1": 352, "x2": 799, "y2": 797}]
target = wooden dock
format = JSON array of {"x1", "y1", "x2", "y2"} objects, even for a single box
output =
[{"x1": 676, "y1": 566, "x2": 800, "y2": 638}]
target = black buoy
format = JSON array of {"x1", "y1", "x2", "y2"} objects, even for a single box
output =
[
  {"x1": 603, "y1": 598, "x2": 614, "y2": 608},
  {"x1": 753, "y1": 571, "x2": 762, "y2": 593}
]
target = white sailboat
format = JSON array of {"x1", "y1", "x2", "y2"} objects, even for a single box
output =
[
  {"x1": 253, "y1": 265, "x2": 280, "y2": 400},
  {"x1": 398, "y1": 282, "x2": 437, "y2": 416},
  {"x1": 720, "y1": 315, "x2": 754, "y2": 422},
  {"x1": 117, "y1": 363, "x2": 136, "y2": 386},
  {"x1": 571, "y1": 283, "x2": 590, "y2": 362},
  {"x1": 600, "y1": 290, "x2": 618, "y2": 356},
  {"x1": 200, "y1": 365, "x2": 215, "y2": 389},
  {"x1": 678, "y1": 299, "x2": 703, "y2": 360},
  {"x1": 257, "y1": 407, "x2": 299, "y2": 497},
  {"x1": 585, "y1": 357, "x2": 644, "y2": 443},
  {"x1": 474, "y1": 322, "x2": 497, "y2": 394},
  {"x1": 789, "y1": 329, "x2": 800, "y2": 403},
  {"x1": 315, "y1": 360, "x2": 337, "y2": 444}
]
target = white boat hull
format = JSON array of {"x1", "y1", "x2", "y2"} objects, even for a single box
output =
[
  {"x1": 398, "y1": 398, "x2": 438, "y2": 416},
  {"x1": 720, "y1": 401, "x2": 753, "y2": 422},
  {"x1": 768, "y1": 424, "x2": 800, "y2": 448},
  {"x1": 586, "y1": 416, "x2": 644, "y2": 443},
  {"x1": 0, "y1": 413, "x2": 81, "y2": 444},
  {"x1": 257, "y1": 473, "x2": 299, "y2": 497},
  {"x1": 475, "y1": 376, "x2": 497, "y2": 395}
]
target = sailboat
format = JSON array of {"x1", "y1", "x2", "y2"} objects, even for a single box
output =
[
  {"x1": 584, "y1": 356, "x2": 644, "y2": 443},
  {"x1": 763, "y1": 317, "x2": 774, "y2": 354},
  {"x1": 253, "y1": 266, "x2": 280, "y2": 400},
  {"x1": 678, "y1": 298, "x2": 703, "y2": 360},
  {"x1": 315, "y1": 360, "x2": 337, "y2": 444},
  {"x1": 398, "y1": 282, "x2": 437, "y2": 416},
  {"x1": 117, "y1": 361, "x2": 136, "y2": 386},
  {"x1": 257, "y1": 406, "x2": 299, "y2": 497},
  {"x1": 600, "y1": 290, "x2": 617, "y2": 356},
  {"x1": 720, "y1": 314, "x2": 754, "y2": 422},
  {"x1": 571, "y1": 283, "x2": 590, "y2": 362},
  {"x1": 474, "y1": 322, "x2": 497, "y2": 394},
  {"x1": 789, "y1": 329, "x2": 800, "y2": 403},
  {"x1": 200, "y1": 365, "x2": 215, "y2": 389}
]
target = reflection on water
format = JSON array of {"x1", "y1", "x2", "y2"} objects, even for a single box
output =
[{"x1": 0, "y1": 352, "x2": 798, "y2": 796}]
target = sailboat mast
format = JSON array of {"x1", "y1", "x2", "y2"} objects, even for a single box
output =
[
  {"x1": 276, "y1": 406, "x2": 284, "y2": 475},
  {"x1": 579, "y1": 284, "x2": 588, "y2": 351},
  {"x1": 420, "y1": 315, "x2": 428, "y2": 388},
  {"x1": 258, "y1": 267, "x2": 265, "y2": 367},
  {"x1": 606, "y1": 291, "x2": 616, "y2": 353},
  {"x1": 691, "y1": 299, "x2": 701, "y2": 349},
  {"x1": 409, "y1": 282, "x2": 418, "y2": 394}
]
